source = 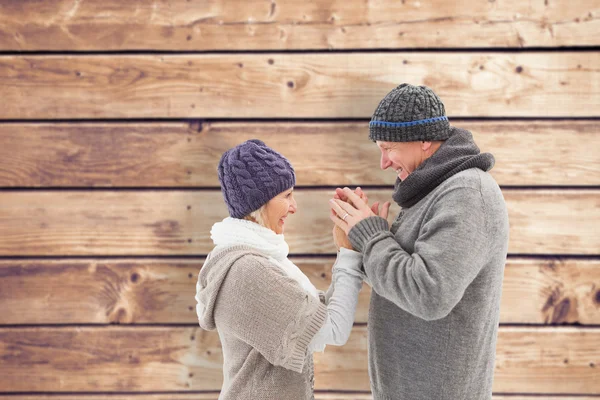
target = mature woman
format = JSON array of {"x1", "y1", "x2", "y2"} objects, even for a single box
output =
[
  {"x1": 329, "y1": 84, "x2": 510, "y2": 400},
  {"x1": 195, "y1": 139, "x2": 364, "y2": 400}
]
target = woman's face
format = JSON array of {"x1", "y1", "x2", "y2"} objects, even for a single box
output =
[
  {"x1": 376, "y1": 140, "x2": 434, "y2": 181},
  {"x1": 263, "y1": 187, "x2": 297, "y2": 234}
]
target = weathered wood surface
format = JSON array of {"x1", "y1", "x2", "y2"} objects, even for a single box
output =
[
  {"x1": 8, "y1": 392, "x2": 598, "y2": 400},
  {"x1": 501, "y1": 259, "x2": 600, "y2": 325},
  {"x1": 1, "y1": 0, "x2": 598, "y2": 50},
  {"x1": 1, "y1": 53, "x2": 598, "y2": 119},
  {"x1": 0, "y1": 120, "x2": 597, "y2": 187},
  {"x1": 494, "y1": 327, "x2": 600, "y2": 394},
  {"x1": 0, "y1": 396, "x2": 382, "y2": 400},
  {"x1": 504, "y1": 190, "x2": 600, "y2": 256},
  {"x1": 0, "y1": 326, "x2": 598, "y2": 393},
  {"x1": 10, "y1": 395, "x2": 600, "y2": 400},
  {"x1": 0, "y1": 395, "x2": 374, "y2": 400},
  {"x1": 0, "y1": 190, "x2": 597, "y2": 256},
  {"x1": 1, "y1": 258, "x2": 598, "y2": 325}
]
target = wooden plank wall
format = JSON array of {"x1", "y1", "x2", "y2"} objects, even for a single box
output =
[{"x1": 0, "y1": 0, "x2": 599, "y2": 399}]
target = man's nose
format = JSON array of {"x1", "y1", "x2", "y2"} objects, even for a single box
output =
[{"x1": 381, "y1": 153, "x2": 391, "y2": 170}]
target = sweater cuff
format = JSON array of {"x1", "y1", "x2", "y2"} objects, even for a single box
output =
[
  {"x1": 337, "y1": 247, "x2": 363, "y2": 266},
  {"x1": 333, "y1": 247, "x2": 364, "y2": 278},
  {"x1": 348, "y1": 216, "x2": 389, "y2": 253},
  {"x1": 287, "y1": 301, "x2": 327, "y2": 373}
]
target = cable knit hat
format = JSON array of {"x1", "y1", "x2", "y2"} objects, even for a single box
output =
[
  {"x1": 369, "y1": 83, "x2": 451, "y2": 142},
  {"x1": 217, "y1": 139, "x2": 296, "y2": 219}
]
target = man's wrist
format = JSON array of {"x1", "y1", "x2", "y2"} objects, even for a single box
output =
[{"x1": 348, "y1": 216, "x2": 389, "y2": 252}]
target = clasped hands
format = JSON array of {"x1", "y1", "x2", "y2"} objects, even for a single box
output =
[{"x1": 329, "y1": 187, "x2": 391, "y2": 250}]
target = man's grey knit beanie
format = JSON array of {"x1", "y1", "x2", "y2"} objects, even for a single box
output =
[{"x1": 369, "y1": 83, "x2": 451, "y2": 142}]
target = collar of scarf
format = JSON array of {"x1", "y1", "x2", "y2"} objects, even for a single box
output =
[
  {"x1": 211, "y1": 217, "x2": 289, "y2": 260},
  {"x1": 210, "y1": 217, "x2": 319, "y2": 299},
  {"x1": 392, "y1": 127, "x2": 495, "y2": 208}
]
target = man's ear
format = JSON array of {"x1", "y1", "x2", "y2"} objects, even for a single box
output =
[{"x1": 421, "y1": 141, "x2": 432, "y2": 151}]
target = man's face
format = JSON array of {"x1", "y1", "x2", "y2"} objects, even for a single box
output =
[{"x1": 376, "y1": 140, "x2": 426, "y2": 181}]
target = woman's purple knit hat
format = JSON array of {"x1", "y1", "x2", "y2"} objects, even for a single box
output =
[{"x1": 217, "y1": 139, "x2": 296, "y2": 219}]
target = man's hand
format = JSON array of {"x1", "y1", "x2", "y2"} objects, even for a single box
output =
[
  {"x1": 330, "y1": 187, "x2": 368, "y2": 250},
  {"x1": 329, "y1": 187, "x2": 391, "y2": 235},
  {"x1": 335, "y1": 187, "x2": 387, "y2": 217}
]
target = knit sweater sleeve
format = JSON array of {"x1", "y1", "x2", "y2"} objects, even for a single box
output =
[
  {"x1": 214, "y1": 254, "x2": 327, "y2": 373},
  {"x1": 307, "y1": 248, "x2": 363, "y2": 351},
  {"x1": 348, "y1": 187, "x2": 489, "y2": 321}
]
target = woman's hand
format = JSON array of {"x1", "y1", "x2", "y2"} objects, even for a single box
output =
[
  {"x1": 329, "y1": 187, "x2": 391, "y2": 235},
  {"x1": 332, "y1": 224, "x2": 352, "y2": 250}
]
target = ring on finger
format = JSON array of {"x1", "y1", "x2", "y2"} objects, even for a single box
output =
[{"x1": 342, "y1": 212, "x2": 349, "y2": 221}]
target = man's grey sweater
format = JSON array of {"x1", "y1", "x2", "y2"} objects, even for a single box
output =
[{"x1": 349, "y1": 168, "x2": 509, "y2": 400}]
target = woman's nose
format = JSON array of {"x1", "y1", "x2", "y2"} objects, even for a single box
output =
[{"x1": 289, "y1": 198, "x2": 297, "y2": 214}]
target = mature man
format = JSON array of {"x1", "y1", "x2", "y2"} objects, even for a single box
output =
[{"x1": 329, "y1": 84, "x2": 509, "y2": 399}]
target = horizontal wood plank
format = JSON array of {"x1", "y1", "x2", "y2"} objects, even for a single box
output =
[
  {"x1": 505, "y1": 190, "x2": 600, "y2": 255},
  {"x1": 1, "y1": 258, "x2": 598, "y2": 325},
  {"x1": 6, "y1": 396, "x2": 600, "y2": 400},
  {"x1": 5, "y1": 396, "x2": 600, "y2": 400},
  {"x1": 501, "y1": 259, "x2": 600, "y2": 325},
  {"x1": 0, "y1": 190, "x2": 597, "y2": 256},
  {"x1": 0, "y1": 326, "x2": 598, "y2": 393},
  {"x1": 493, "y1": 327, "x2": 600, "y2": 394},
  {"x1": 1, "y1": 53, "x2": 598, "y2": 119},
  {"x1": 0, "y1": 120, "x2": 597, "y2": 187},
  {"x1": 0, "y1": 0, "x2": 598, "y2": 50}
]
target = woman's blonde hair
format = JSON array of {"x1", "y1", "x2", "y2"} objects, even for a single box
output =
[{"x1": 243, "y1": 205, "x2": 267, "y2": 227}]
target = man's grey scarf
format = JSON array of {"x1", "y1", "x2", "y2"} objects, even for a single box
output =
[{"x1": 392, "y1": 127, "x2": 495, "y2": 208}]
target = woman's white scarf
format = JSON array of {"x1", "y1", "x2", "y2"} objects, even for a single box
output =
[{"x1": 210, "y1": 217, "x2": 319, "y2": 299}]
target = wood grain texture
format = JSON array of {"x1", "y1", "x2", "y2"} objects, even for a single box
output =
[
  {"x1": 1, "y1": 52, "x2": 598, "y2": 119},
  {"x1": 501, "y1": 259, "x2": 600, "y2": 325},
  {"x1": 0, "y1": 396, "x2": 376, "y2": 400},
  {"x1": 6, "y1": 396, "x2": 600, "y2": 400},
  {"x1": 0, "y1": 120, "x2": 598, "y2": 187},
  {"x1": 505, "y1": 190, "x2": 600, "y2": 256},
  {"x1": 0, "y1": 189, "x2": 597, "y2": 256},
  {"x1": 494, "y1": 327, "x2": 600, "y2": 394},
  {"x1": 0, "y1": 326, "x2": 598, "y2": 393},
  {"x1": 0, "y1": 0, "x2": 598, "y2": 50},
  {"x1": 1, "y1": 258, "x2": 598, "y2": 325}
]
